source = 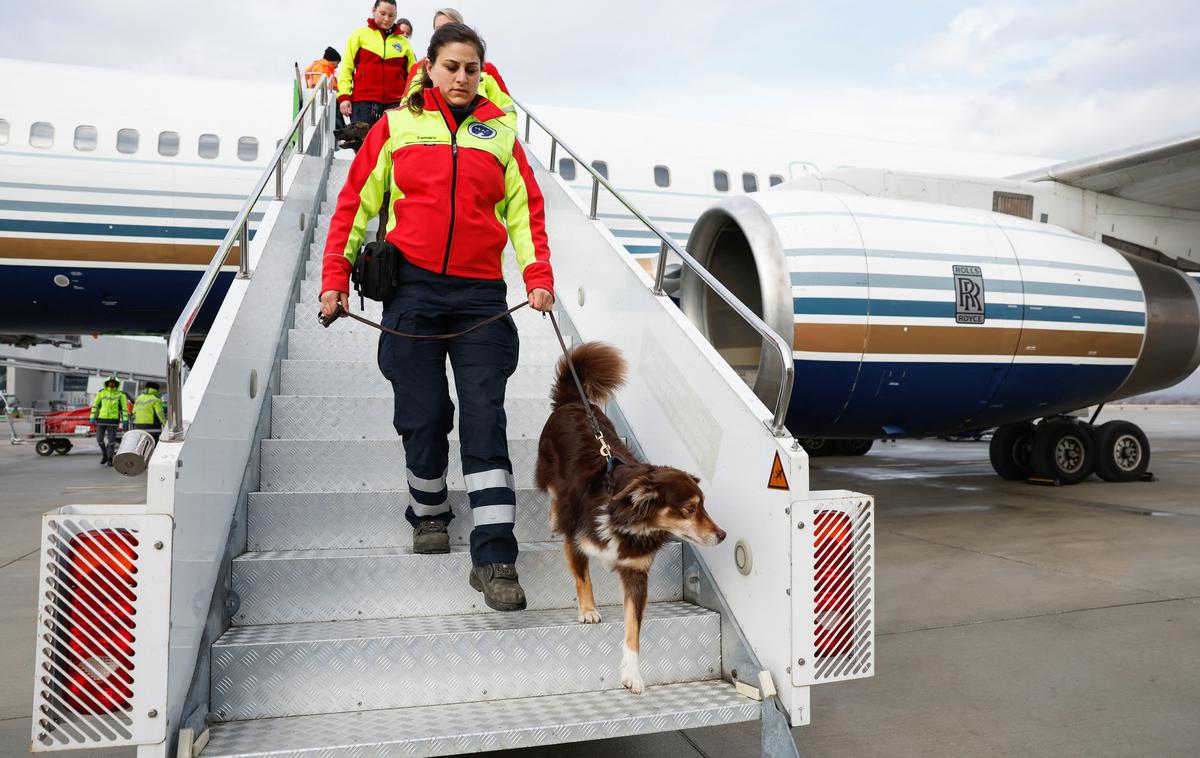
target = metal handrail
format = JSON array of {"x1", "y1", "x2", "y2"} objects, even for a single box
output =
[
  {"x1": 513, "y1": 99, "x2": 795, "y2": 437},
  {"x1": 163, "y1": 75, "x2": 334, "y2": 441}
]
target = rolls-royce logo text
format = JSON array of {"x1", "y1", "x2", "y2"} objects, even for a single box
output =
[{"x1": 953, "y1": 265, "x2": 985, "y2": 324}]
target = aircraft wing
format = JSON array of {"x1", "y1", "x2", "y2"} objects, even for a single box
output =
[{"x1": 1011, "y1": 132, "x2": 1200, "y2": 211}]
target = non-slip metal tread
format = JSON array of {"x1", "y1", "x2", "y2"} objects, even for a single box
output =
[
  {"x1": 211, "y1": 602, "x2": 721, "y2": 720},
  {"x1": 258, "y1": 438, "x2": 540, "y2": 492},
  {"x1": 216, "y1": 601, "x2": 711, "y2": 647},
  {"x1": 230, "y1": 540, "x2": 683, "y2": 625},
  {"x1": 202, "y1": 680, "x2": 758, "y2": 758},
  {"x1": 286, "y1": 327, "x2": 565, "y2": 362},
  {"x1": 278, "y1": 360, "x2": 555, "y2": 399},
  {"x1": 270, "y1": 395, "x2": 549, "y2": 440},
  {"x1": 246, "y1": 489, "x2": 553, "y2": 551}
]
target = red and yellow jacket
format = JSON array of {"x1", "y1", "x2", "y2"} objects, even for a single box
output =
[
  {"x1": 337, "y1": 20, "x2": 417, "y2": 104},
  {"x1": 322, "y1": 90, "x2": 553, "y2": 296}
]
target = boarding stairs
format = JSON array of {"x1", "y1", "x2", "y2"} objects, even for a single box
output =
[
  {"x1": 195, "y1": 164, "x2": 757, "y2": 755},
  {"x1": 30, "y1": 80, "x2": 873, "y2": 758}
]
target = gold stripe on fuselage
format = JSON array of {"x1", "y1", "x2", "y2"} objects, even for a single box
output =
[
  {"x1": 0, "y1": 237, "x2": 240, "y2": 266},
  {"x1": 794, "y1": 323, "x2": 1144, "y2": 360}
]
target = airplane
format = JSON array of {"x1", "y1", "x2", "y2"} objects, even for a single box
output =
[
  {"x1": 0, "y1": 59, "x2": 292, "y2": 345},
  {"x1": 3, "y1": 59, "x2": 1198, "y2": 486}
]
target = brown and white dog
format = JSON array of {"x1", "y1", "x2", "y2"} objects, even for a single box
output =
[{"x1": 535, "y1": 342, "x2": 726, "y2": 694}]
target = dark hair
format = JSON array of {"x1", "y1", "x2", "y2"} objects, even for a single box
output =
[
  {"x1": 397, "y1": 17, "x2": 412, "y2": 29},
  {"x1": 373, "y1": 0, "x2": 396, "y2": 8},
  {"x1": 406, "y1": 23, "x2": 486, "y2": 114},
  {"x1": 146, "y1": 382, "x2": 160, "y2": 391}
]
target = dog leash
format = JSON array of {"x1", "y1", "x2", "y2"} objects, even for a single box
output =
[
  {"x1": 320, "y1": 301, "x2": 617, "y2": 475},
  {"x1": 319, "y1": 301, "x2": 527, "y2": 340}
]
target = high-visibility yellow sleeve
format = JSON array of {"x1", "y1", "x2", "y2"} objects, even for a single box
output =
[
  {"x1": 338, "y1": 32, "x2": 360, "y2": 102},
  {"x1": 321, "y1": 118, "x2": 394, "y2": 295}
]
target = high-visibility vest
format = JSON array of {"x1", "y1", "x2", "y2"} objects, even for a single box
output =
[
  {"x1": 305, "y1": 59, "x2": 337, "y2": 88},
  {"x1": 133, "y1": 390, "x2": 166, "y2": 426},
  {"x1": 91, "y1": 387, "x2": 128, "y2": 423}
]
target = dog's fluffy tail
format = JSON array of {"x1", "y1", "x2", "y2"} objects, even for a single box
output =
[{"x1": 551, "y1": 342, "x2": 627, "y2": 409}]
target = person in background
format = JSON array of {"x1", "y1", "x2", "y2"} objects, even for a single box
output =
[
  {"x1": 337, "y1": 0, "x2": 418, "y2": 128},
  {"x1": 304, "y1": 47, "x2": 342, "y2": 89},
  {"x1": 403, "y1": 8, "x2": 511, "y2": 99},
  {"x1": 132, "y1": 382, "x2": 167, "y2": 443},
  {"x1": 320, "y1": 23, "x2": 554, "y2": 612},
  {"x1": 396, "y1": 17, "x2": 413, "y2": 38},
  {"x1": 90, "y1": 376, "x2": 128, "y2": 467}
]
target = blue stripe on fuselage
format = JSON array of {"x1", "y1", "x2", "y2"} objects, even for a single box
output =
[
  {"x1": 792, "y1": 297, "x2": 1144, "y2": 326},
  {"x1": 0, "y1": 219, "x2": 257, "y2": 241}
]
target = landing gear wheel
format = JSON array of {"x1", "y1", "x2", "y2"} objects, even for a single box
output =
[
  {"x1": 1031, "y1": 420, "x2": 1094, "y2": 485},
  {"x1": 35, "y1": 440, "x2": 54, "y2": 456},
  {"x1": 988, "y1": 422, "x2": 1035, "y2": 480},
  {"x1": 800, "y1": 438, "x2": 834, "y2": 457},
  {"x1": 53, "y1": 439, "x2": 72, "y2": 454},
  {"x1": 836, "y1": 439, "x2": 874, "y2": 456},
  {"x1": 1091, "y1": 420, "x2": 1150, "y2": 482}
]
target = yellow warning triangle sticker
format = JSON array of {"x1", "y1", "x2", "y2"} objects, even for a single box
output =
[{"x1": 768, "y1": 452, "x2": 789, "y2": 491}]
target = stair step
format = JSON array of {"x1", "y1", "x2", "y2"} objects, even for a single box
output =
[
  {"x1": 212, "y1": 601, "x2": 718, "y2": 721},
  {"x1": 259, "y1": 438, "x2": 539, "y2": 492},
  {"x1": 270, "y1": 395, "x2": 549, "y2": 440},
  {"x1": 298, "y1": 275, "x2": 528, "y2": 305},
  {"x1": 202, "y1": 680, "x2": 757, "y2": 757},
  {"x1": 286, "y1": 328, "x2": 565, "y2": 362},
  {"x1": 246, "y1": 489, "x2": 554, "y2": 551},
  {"x1": 231, "y1": 540, "x2": 684, "y2": 625},
  {"x1": 278, "y1": 359, "x2": 555, "y2": 399}
]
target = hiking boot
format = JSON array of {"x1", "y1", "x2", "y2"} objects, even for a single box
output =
[
  {"x1": 412, "y1": 520, "x2": 450, "y2": 554},
  {"x1": 469, "y1": 563, "x2": 527, "y2": 611},
  {"x1": 99, "y1": 456, "x2": 108, "y2": 466}
]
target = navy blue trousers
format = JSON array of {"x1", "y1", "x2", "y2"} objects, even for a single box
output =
[{"x1": 377, "y1": 259, "x2": 520, "y2": 566}]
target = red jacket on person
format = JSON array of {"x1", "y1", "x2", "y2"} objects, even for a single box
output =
[
  {"x1": 337, "y1": 19, "x2": 418, "y2": 104},
  {"x1": 322, "y1": 90, "x2": 552, "y2": 297}
]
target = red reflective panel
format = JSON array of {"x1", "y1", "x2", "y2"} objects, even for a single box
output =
[
  {"x1": 64, "y1": 529, "x2": 138, "y2": 714},
  {"x1": 813, "y1": 511, "x2": 852, "y2": 657}
]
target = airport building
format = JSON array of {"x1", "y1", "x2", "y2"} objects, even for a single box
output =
[{"x1": 0, "y1": 336, "x2": 165, "y2": 412}]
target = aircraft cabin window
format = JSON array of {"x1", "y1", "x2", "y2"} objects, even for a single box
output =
[
  {"x1": 73, "y1": 125, "x2": 98, "y2": 152},
  {"x1": 558, "y1": 157, "x2": 576, "y2": 181},
  {"x1": 158, "y1": 131, "x2": 180, "y2": 157},
  {"x1": 237, "y1": 137, "x2": 259, "y2": 161},
  {"x1": 29, "y1": 122, "x2": 54, "y2": 149},
  {"x1": 0, "y1": 118, "x2": 9, "y2": 145},
  {"x1": 591, "y1": 160, "x2": 609, "y2": 180},
  {"x1": 654, "y1": 165, "x2": 670, "y2": 188},
  {"x1": 198, "y1": 134, "x2": 220, "y2": 159},
  {"x1": 116, "y1": 128, "x2": 140, "y2": 154},
  {"x1": 743, "y1": 173, "x2": 759, "y2": 193},
  {"x1": 769, "y1": 174, "x2": 784, "y2": 187},
  {"x1": 713, "y1": 170, "x2": 730, "y2": 192}
]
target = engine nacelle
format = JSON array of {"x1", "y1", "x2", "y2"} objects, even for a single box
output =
[{"x1": 680, "y1": 192, "x2": 1200, "y2": 438}]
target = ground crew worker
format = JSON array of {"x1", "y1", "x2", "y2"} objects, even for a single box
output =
[
  {"x1": 320, "y1": 23, "x2": 554, "y2": 612},
  {"x1": 132, "y1": 382, "x2": 166, "y2": 442},
  {"x1": 403, "y1": 9, "x2": 512, "y2": 106},
  {"x1": 304, "y1": 47, "x2": 341, "y2": 88},
  {"x1": 337, "y1": 0, "x2": 418, "y2": 128},
  {"x1": 90, "y1": 376, "x2": 128, "y2": 466}
]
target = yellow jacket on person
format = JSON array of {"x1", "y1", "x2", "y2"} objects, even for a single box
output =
[
  {"x1": 133, "y1": 389, "x2": 166, "y2": 427},
  {"x1": 338, "y1": 20, "x2": 417, "y2": 105},
  {"x1": 90, "y1": 386, "x2": 128, "y2": 424}
]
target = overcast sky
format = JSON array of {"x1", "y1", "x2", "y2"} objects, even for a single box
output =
[{"x1": 2, "y1": 0, "x2": 1197, "y2": 160}]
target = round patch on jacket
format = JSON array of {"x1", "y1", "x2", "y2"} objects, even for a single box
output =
[
  {"x1": 468, "y1": 123, "x2": 497, "y2": 139},
  {"x1": 392, "y1": 42, "x2": 404, "y2": 52}
]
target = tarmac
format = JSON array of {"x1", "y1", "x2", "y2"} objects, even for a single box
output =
[{"x1": 2, "y1": 406, "x2": 1197, "y2": 757}]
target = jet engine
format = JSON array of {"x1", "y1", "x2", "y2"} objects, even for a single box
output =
[{"x1": 679, "y1": 191, "x2": 1200, "y2": 475}]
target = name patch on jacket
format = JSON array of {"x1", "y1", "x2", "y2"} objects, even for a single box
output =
[{"x1": 468, "y1": 123, "x2": 497, "y2": 140}]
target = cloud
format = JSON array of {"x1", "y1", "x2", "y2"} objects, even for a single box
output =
[{"x1": 1, "y1": 0, "x2": 1196, "y2": 163}]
